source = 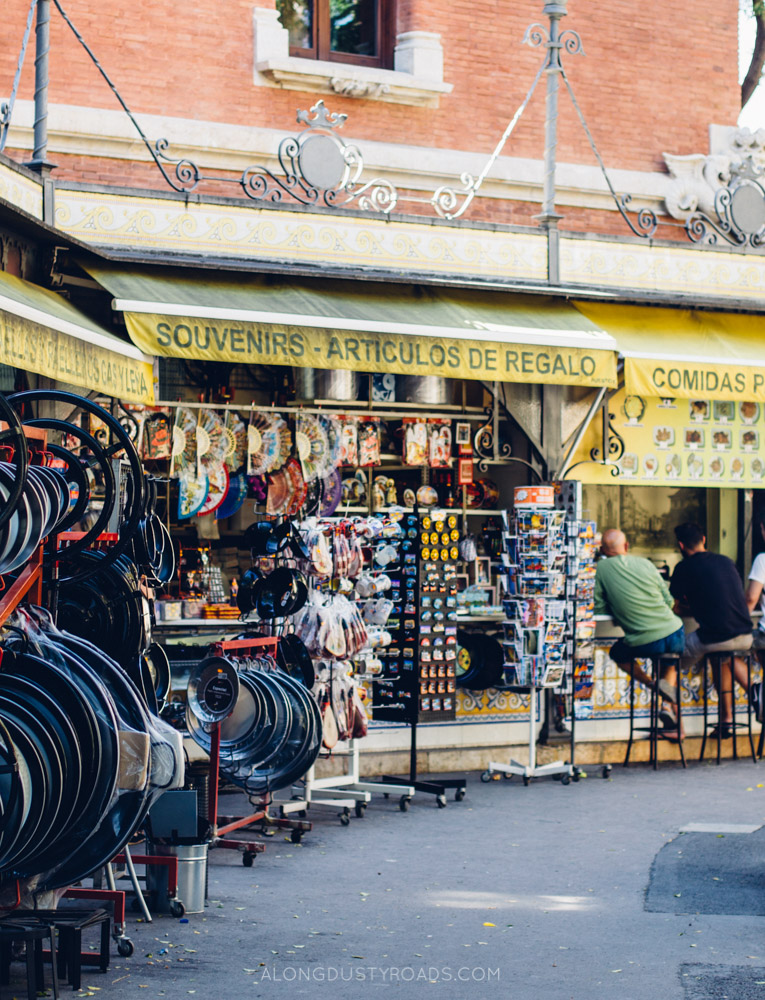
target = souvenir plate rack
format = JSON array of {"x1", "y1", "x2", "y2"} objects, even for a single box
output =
[{"x1": 484, "y1": 506, "x2": 577, "y2": 786}]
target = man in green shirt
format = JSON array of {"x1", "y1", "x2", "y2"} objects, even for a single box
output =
[{"x1": 594, "y1": 528, "x2": 685, "y2": 730}]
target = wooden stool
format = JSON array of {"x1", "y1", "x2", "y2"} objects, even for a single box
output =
[
  {"x1": 0, "y1": 919, "x2": 59, "y2": 1000},
  {"x1": 699, "y1": 652, "x2": 757, "y2": 764},
  {"x1": 29, "y1": 908, "x2": 110, "y2": 990},
  {"x1": 624, "y1": 654, "x2": 685, "y2": 769}
]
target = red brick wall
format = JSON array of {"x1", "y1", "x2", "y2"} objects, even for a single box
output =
[{"x1": 0, "y1": 0, "x2": 740, "y2": 229}]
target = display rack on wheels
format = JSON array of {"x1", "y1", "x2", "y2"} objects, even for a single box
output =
[
  {"x1": 204, "y1": 637, "x2": 313, "y2": 864},
  {"x1": 376, "y1": 509, "x2": 467, "y2": 806},
  {"x1": 482, "y1": 493, "x2": 599, "y2": 786}
]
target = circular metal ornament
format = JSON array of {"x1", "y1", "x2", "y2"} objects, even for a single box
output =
[{"x1": 298, "y1": 134, "x2": 347, "y2": 190}]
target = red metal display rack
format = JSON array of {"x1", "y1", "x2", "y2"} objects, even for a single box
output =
[{"x1": 207, "y1": 636, "x2": 312, "y2": 866}]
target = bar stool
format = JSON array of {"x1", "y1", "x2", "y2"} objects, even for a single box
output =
[
  {"x1": 624, "y1": 654, "x2": 686, "y2": 769},
  {"x1": 699, "y1": 651, "x2": 757, "y2": 764}
]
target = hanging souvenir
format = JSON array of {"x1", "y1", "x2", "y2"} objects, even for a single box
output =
[
  {"x1": 320, "y1": 414, "x2": 343, "y2": 470},
  {"x1": 403, "y1": 418, "x2": 428, "y2": 466},
  {"x1": 296, "y1": 414, "x2": 330, "y2": 483},
  {"x1": 197, "y1": 464, "x2": 230, "y2": 516},
  {"x1": 285, "y1": 457, "x2": 307, "y2": 515},
  {"x1": 358, "y1": 418, "x2": 381, "y2": 467},
  {"x1": 266, "y1": 467, "x2": 293, "y2": 516},
  {"x1": 342, "y1": 470, "x2": 367, "y2": 506},
  {"x1": 172, "y1": 406, "x2": 197, "y2": 477},
  {"x1": 142, "y1": 409, "x2": 172, "y2": 460},
  {"x1": 224, "y1": 411, "x2": 247, "y2": 472},
  {"x1": 178, "y1": 472, "x2": 208, "y2": 518},
  {"x1": 196, "y1": 409, "x2": 227, "y2": 478},
  {"x1": 428, "y1": 419, "x2": 452, "y2": 468},
  {"x1": 248, "y1": 474, "x2": 268, "y2": 504},
  {"x1": 457, "y1": 456, "x2": 474, "y2": 486},
  {"x1": 215, "y1": 472, "x2": 248, "y2": 519},
  {"x1": 339, "y1": 417, "x2": 358, "y2": 466},
  {"x1": 319, "y1": 469, "x2": 343, "y2": 516}
]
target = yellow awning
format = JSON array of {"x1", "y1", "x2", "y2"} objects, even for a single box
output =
[
  {"x1": 0, "y1": 270, "x2": 155, "y2": 404},
  {"x1": 576, "y1": 300, "x2": 765, "y2": 401},
  {"x1": 83, "y1": 264, "x2": 618, "y2": 388}
]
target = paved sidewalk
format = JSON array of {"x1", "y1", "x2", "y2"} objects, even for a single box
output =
[{"x1": 35, "y1": 759, "x2": 765, "y2": 999}]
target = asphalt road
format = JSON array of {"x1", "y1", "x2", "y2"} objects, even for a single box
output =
[{"x1": 15, "y1": 759, "x2": 765, "y2": 1000}]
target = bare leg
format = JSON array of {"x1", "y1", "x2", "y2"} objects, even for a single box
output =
[
  {"x1": 733, "y1": 656, "x2": 750, "y2": 694},
  {"x1": 660, "y1": 661, "x2": 677, "y2": 690},
  {"x1": 617, "y1": 661, "x2": 654, "y2": 688},
  {"x1": 714, "y1": 661, "x2": 734, "y2": 724}
]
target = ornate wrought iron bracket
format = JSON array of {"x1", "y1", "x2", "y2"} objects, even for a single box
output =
[
  {"x1": 588, "y1": 404, "x2": 624, "y2": 476},
  {"x1": 430, "y1": 1, "x2": 656, "y2": 238},
  {"x1": 686, "y1": 155, "x2": 765, "y2": 248},
  {"x1": 152, "y1": 100, "x2": 398, "y2": 213}
]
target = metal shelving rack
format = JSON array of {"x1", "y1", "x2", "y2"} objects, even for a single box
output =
[{"x1": 483, "y1": 506, "x2": 577, "y2": 786}]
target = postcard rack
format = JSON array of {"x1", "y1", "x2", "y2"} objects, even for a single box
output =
[{"x1": 484, "y1": 506, "x2": 579, "y2": 785}]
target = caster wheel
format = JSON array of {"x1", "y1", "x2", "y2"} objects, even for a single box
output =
[
  {"x1": 503, "y1": 772, "x2": 514, "y2": 780},
  {"x1": 436, "y1": 794, "x2": 447, "y2": 808},
  {"x1": 339, "y1": 810, "x2": 351, "y2": 827},
  {"x1": 399, "y1": 796, "x2": 410, "y2": 812},
  {"x1": 602, "y1": 765, "x2": 612, "y2": 779},
  {"x1": 561, "y1": 775, "x2": 571, "y2": 786},
  {"x1": 522, "y1": 775, "x2": 530, "y2": 786},
  {"x1": 572, "y1": 769, "x2": 581, "y2": 783},
  {"x1": 480, "y1": 770, "x2": 492, "y2": 783},
  {"x1": 454, "y1": 788, "x2": 466, "y2": 802},
  {"x1": 242, "y1": 852, "x2": 255, "y2": 867},
  {"x1": 383, "y1": 793, "x2": 390, "y2": 799},
  {"x1": 355, "y1": 802, "x2": 366, "y2": 818},
  {"x1": 298, "y1": 810, "x2": 307, "y2": 818},
  {"x1": 291, "y1": 830, "x2": 304, "y2": 844},
  {"x1": 117, "y1": 938, "x2": 134, "y2": 958},
  {"x1": 169, "y1": 899, "x2": 185, "y2": 918}
]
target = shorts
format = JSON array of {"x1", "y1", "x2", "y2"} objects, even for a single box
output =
[
  {"x1": 609, "y1": 625, "x2": 685, "y2": 664},
  {"x1": 682, "y1": 629, "x2": 753, "y2": 669}
]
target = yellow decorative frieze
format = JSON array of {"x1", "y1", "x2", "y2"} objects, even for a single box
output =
[
  {"x1": 54, "y1": 187, "x2": 548, "y2": 281},
  {"x1": 0, "y1": 160, "x2": 43, "y2": 220}
]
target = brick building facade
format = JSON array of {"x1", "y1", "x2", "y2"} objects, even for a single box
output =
[{"x1": 0, "y1": 0, "x2": 742, "y2": 235}]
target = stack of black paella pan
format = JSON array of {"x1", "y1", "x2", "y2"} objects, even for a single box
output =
[{"x1": 0, "y1": 389, "x2": 325, "y2": 905}]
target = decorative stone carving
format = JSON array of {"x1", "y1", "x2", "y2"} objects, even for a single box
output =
[
  {"x1": 664, "y1": 128, "x2": 765, "y2": 222},
  {"x1": 329, "y1": 78, "x2": 391, "y2": 99}
]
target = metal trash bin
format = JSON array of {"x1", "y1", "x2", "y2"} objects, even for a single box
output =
[{"x1": 146, "y1": 841, "x2": 208, "y2": 914}]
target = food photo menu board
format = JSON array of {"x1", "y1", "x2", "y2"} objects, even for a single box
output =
[{"x1": 572, "y1": 388, "x2": 765, "y2": 487}]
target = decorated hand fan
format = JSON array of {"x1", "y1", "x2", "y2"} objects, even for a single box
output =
[
  {"x1": 296, "y1": 414, "x2": 330, "y2": 483},
  {"x1": 197, "y1": 463, "x2": 230, "y2": 516},
  {"x1": 285, "y1": 457, "x2": 307, "y2": 515},
  {"x1": 197, "y1": 409, "x2": 227, "y2": 477},
  {"x1": 248, "y1": 413, "x2": 291, "y2": 475},
  {"x1": 178, "y1": 471, "x2": 208, "y2": 518},
  {"x1": 266, "y1": 466, "x2": 293, "y2": 516},
  {"x1": 319, "y1": 468, "x2": 343, "y2": 516},
  {"x1": 172, "y1": 406, "x2": 197, "y2": 477},
  {"x1": 215, "y1": 472, "x2": 248, "y2": 520},
  {"x1": 224, "y1": 411, "x2": 247, "y2": 473}
]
